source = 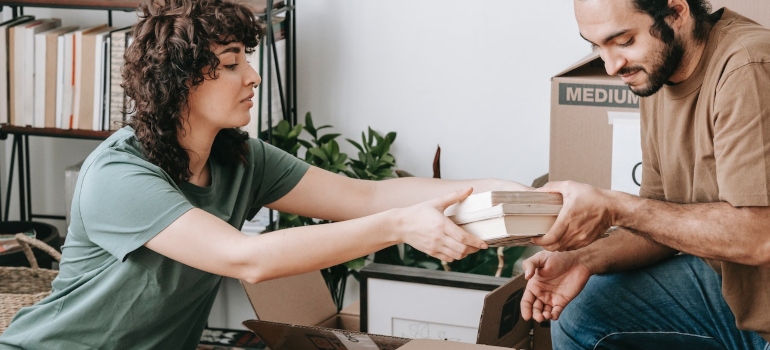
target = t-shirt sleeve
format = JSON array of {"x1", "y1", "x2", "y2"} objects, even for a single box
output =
[
  {"x1": 246, "y1": 138, "x2": 310, "y2": 217},
  {"x1": 639, "y1": 99, "x2": 666, "y2": 201},
  {"x1": 713, "y1": 62, "x2": 770, "y2": 206},
  {"x1": 77, "y1": 148, "x2": 195, "y2": 261}
]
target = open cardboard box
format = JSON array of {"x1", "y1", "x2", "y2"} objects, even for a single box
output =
[{"x1": 241, "y1": 267, "x2": 540, "y2": 349}]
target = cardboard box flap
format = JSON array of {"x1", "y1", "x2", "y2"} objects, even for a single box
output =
[
  {"x1": 476, "y1": 274, "x2": 533, "y2": 347},
  {"x1": 243, "y1": 319, "x2": 410, "y2": 350},
  {"x1": 398, "y1": 339, "x2": 511, "y2": 349},
  {"x1": 553, "y1": 50, "x2": 607, "y2": 78},
  {"x1": 240, "y1": 271, "x2": 337, "y2": 327},
  {"x1": 340, "y1": 299, "x2": 360, "y2": 317}
]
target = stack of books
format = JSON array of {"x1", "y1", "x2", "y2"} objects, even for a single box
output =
[{"x1": 444, "y1": 191, "x2": 563, "y2": 247}]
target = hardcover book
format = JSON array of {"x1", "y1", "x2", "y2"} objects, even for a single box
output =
[{"x1": 445, "y1": 191, "x2": 563, "y2": 247}]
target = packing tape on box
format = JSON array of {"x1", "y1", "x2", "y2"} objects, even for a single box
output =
[{"x1": 332, "y1": 330, "x2": 379, "y2": 349}]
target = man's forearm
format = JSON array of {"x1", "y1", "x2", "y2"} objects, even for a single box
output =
[
  {"x1": 574, "y1": 228, "x2": 676, "y2": 275},
  {"x1": 608, "y1": 191, "x2": 770, "y2": 266}
]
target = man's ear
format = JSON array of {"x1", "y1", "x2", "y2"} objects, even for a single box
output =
[{"x1": 667, "y1": 0, "x2": 691, "y2": 29}]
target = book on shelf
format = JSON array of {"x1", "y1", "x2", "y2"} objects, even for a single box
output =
[
  {"x1": 53, "y1": 26, "x2": 80, "y2": 129},
  {"x1": 72, "y1": 24, "x2": 109, "y2": 130},
  {"x1": 445, "y1": 191, "x2": 563, "y2": 247},
  {"x1": 107, "y1": 26, "x2": 132, "y2": 131},
  {"x1": 93, "y1": 28, "x2": 112, "y2": 131},
  {"x1": 59, "y1": 29, "x2": 77, "y2": 129},
  {"x1": 18, "y1": 18, "x2": 61, "y2": 127},
  {"x1": 35, "y1": 25, "x2": 79, "y2": 128},
  {"x1": 11, "y1": 18, "x2": 45, "y2": 126},
  {"x1": 0, "y1": 15, "x2": 34, "y2": 125}
]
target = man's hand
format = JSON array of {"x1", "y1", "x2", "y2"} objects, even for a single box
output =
[
  {"x1": 520, "y1": 250, "x2": 592, "y2": 322},
  {"x1": 532, "y1": 181, "x2": 614, "y2": 251}
]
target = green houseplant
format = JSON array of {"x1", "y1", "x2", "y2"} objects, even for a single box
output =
[{"x1": 262, "y1": 112, "x2": 526, "y2": 311}]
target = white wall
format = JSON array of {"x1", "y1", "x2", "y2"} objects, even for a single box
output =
[{"x1": 295, "y1": 0, "x2": 589, "y2": 184}]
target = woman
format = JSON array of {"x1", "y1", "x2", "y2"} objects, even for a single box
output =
[{"x1": 0, "y1": 0, "x2": 529, "y2": 348}]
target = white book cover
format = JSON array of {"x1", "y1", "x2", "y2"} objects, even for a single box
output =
[
  {"x1": 33, "y1": 31, "x2": 47, "y2": 127},
  {"x1": 54, "y1": 26, "x2": 78, "y2": 129},
  {"x1": 23, "y1": 18, "x2": 60, "y2": 127},
  {"x1": 0, "y1": 16, "x2": 34, "y2": 124},
  {"x1": 60, "y1": 31, "x2": 75, "y2": 130},
  {"x1": 55, "y1": 34, "x2": 65, "y2": 129},
  {"x1": 92, "y1": 31, "x2": 110, "y2": 131},
  {"x1": 11, "y1": 19, "x2": 39, "y2": 125},
  {"x1": 101, "y1": 36, "x2": 111, "y2": 131}
]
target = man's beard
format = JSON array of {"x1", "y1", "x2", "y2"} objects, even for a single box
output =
[{"x1": 619, "y1": 37, "x2": 685, "y2": 97}]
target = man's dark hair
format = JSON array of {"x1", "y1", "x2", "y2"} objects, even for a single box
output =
[
  {"x1": 631, "y1": 0, "x2": 714, "y2": 43},
  {"x1": 123, "y1": 0, "x2": 263, "y2": 183}
]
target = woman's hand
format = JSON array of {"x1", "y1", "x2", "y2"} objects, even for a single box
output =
[{"x1": 392, "y1": 187, "x2": 488, "y2": 262}]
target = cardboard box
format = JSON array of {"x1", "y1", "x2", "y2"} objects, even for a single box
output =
[
  {"x1": 241, "y1": 267, "x2": 536, "y2": 349},
  {"x1": 360, "y1": 263, "x2": 533, "y2": 348},
  {"x1": 549, "y1": 2, "x2": 770, "y2": 191},
  {"x1": 549, "y1": 51, "x2": 640, "y2": 190}
]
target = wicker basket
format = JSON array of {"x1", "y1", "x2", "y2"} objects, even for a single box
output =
[{"x1": 0, "y1": 233, "x2": 61, "y2": 334}]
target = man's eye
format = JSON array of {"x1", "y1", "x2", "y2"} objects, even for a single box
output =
[{"x1": 618, "y1": 38, "x2": 634, "y2": 48}]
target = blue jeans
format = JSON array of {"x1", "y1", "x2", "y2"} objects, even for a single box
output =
[{"x1": 552, "y1": 254, "x2": 770, "y2": 350}]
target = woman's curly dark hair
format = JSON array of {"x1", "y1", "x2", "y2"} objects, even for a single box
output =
[{"x1": 123, "y1": 0, "x2": 263, "y2": 183}]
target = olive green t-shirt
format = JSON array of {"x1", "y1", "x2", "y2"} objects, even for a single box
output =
[
  {"x1": 639, "y1": 8, "x2": 770, "y2": 341},
  {"x1": 0, "y1": 127, "x2": 309, "y2": 349}
]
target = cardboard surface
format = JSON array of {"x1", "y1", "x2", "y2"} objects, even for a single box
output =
[
  {"x1": 241, "y1": 270, "x2": 338, "y2": 327},
  {"x1": 476, "y1": 274, "x2": 531, "y2": 346},
  {"x1": 533, "y1": 321, "x2": 553, "y2": 350},
  {"x1": 241, "y1": 267, "x2": 540, "y2": 350},
  {"x1": 397, "y1": 339, "x2": 511, "y2": 349},
  {"x1": 549, "y1": 51, "x2": 639, "y2": 189},
  {"x1": 243, "y1": 319, "x2": 409, "y2": 350}
]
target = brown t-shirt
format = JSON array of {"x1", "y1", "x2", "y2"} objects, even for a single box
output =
[{"x1": 639, "y1": 8, "x2": 770, "y2": 340}]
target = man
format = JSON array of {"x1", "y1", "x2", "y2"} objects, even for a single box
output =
[{"x1": 520, "y1": 0, "x2": 770, "y2": 349}]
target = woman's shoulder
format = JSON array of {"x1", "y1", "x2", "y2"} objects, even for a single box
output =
[{"x1": 82, "y1": 127, "x2": 159, "y2": 175}]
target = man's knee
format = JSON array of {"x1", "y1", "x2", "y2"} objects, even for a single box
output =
[{"x1": 551, "y1": 274, "x2": 625, "y2": 349}]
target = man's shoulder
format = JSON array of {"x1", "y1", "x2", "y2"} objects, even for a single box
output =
[{"x1": 714, "y1": 11, "x2": 770, "y2": 65}]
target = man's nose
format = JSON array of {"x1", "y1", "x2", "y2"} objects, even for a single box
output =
[{"x1": 602, "y1": 50, "x2": 627, "y2": 76}]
